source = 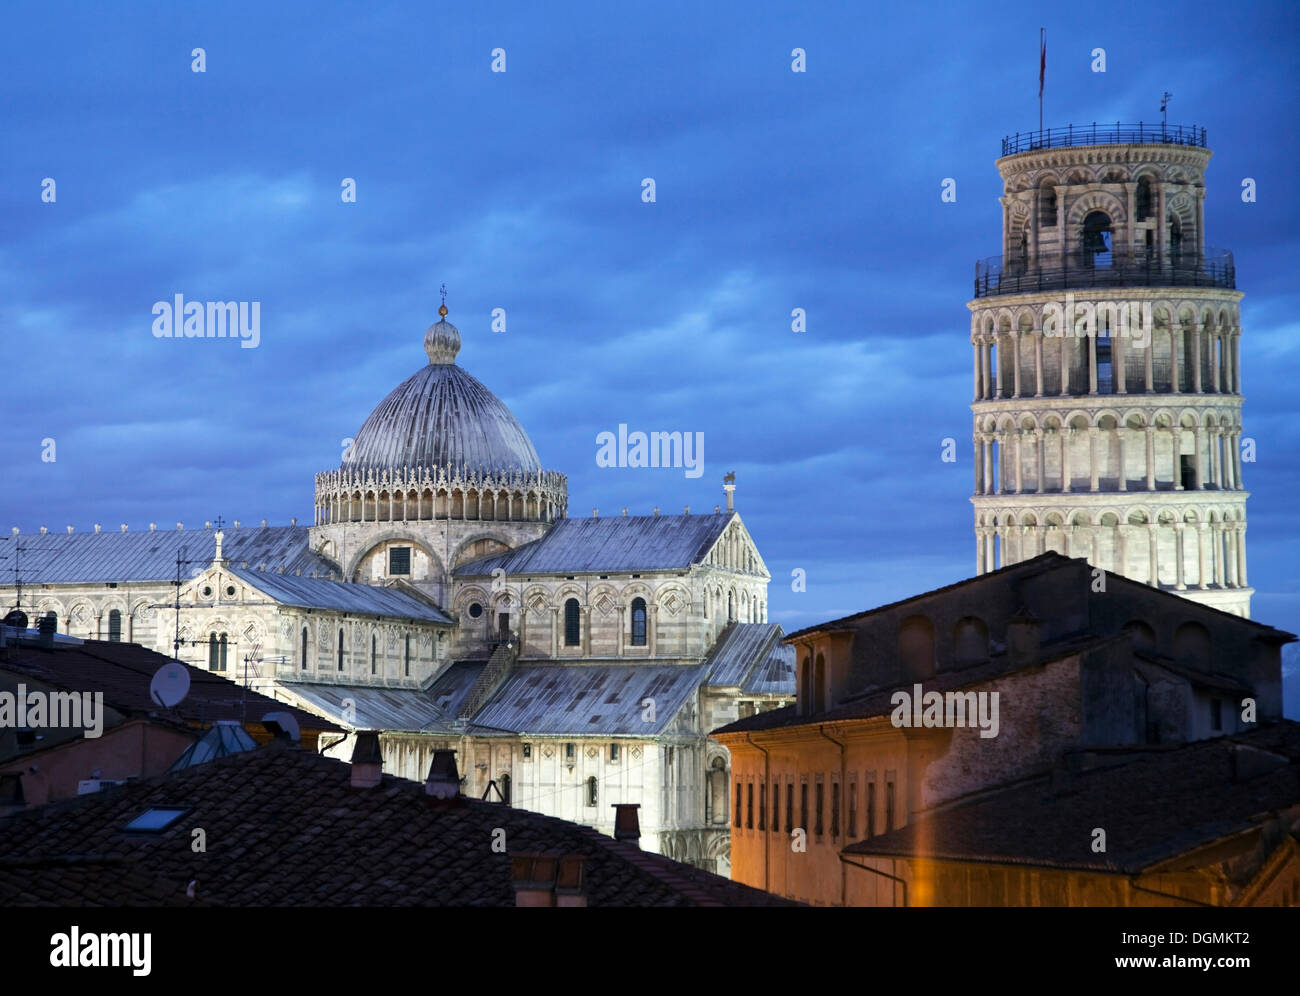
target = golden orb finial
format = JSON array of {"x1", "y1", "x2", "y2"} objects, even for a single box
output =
[{"x1": 438, "y1": 283, "x2": 448, "y2": 318}]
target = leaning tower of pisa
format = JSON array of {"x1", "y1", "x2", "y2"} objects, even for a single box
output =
[{"x1": 969, "y1": 122, "x2": 1250, "y2": 617}]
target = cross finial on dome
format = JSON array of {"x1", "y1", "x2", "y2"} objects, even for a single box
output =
[{"x1": 438, "y1": 282, "x2": 448, "y2": 318}]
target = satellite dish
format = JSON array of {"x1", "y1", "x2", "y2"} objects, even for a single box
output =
[
  {"x1": 261, "y1": 711, "x2": 300, "y2": 743},
  {"x1": 150, "y1": 661, "x2": 191, "y2": 708}
]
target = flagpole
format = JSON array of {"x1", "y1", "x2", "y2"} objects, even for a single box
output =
[{"x1": 1039, "y1": 28, "x2": 1045, "y2": 139}]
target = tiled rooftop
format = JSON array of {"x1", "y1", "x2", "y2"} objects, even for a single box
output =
[
  {"x1": 454, "y1": 513, "x2": 735, "y2": 576},
  {"x1": 0, "y1": 743, "x2": 797, "y2": 907},
  {"x1": 841, "y1": 721, "x2": 1300, "y2": 874},
  {"x1": 0, "y1": 639, "x2": 340, "y2": 737}
]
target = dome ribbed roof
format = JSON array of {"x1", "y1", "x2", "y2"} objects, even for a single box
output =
[{"x1": 342, "y1": 316, "x2": 542, "y2": 475}]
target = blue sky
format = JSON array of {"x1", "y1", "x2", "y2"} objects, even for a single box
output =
[{"x1": 2, "y1": 1, "x2": 1298, "y2": 648}]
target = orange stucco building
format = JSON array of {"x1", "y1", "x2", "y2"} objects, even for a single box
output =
[{"x1": 712, "y1": 554, "x2": 1300, "y2": 906}]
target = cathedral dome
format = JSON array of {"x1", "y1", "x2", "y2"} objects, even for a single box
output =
[{"x1": 342, "y1": 311, "x2": 542, "y2": 475}]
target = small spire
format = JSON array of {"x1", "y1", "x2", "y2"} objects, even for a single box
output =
[{"x1": 438, "y1": 282, "x2": 448, "y2": 318}]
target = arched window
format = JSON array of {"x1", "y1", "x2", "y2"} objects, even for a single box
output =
[
  {"x1": 499, "y1": 773, "x2": 511, "y2": 805},
  {"x1": 107, "y1": 609, "x2": 122, "y2": 642},
  {"x1": 219, "y1": 633, "x2": 228, "y2": 672},
  {"x1": 799, "y1": 656, "x2": 812, "y2": 713},
  {"x1": 337, "y1": 628, "x2": 345, "y2": 671},
  {"x1": 404, "y1": 634, "x2": 411, "y2": 676},
  {"x1": 1040, "y1": 183, "x2": 1057, "y2": 227},
  {"x1": 301, "y1": 626, "x2": 309, "y2": 669},
  {"x1": 630, "y1": 597, "x2": 647, "y2": 646},
  {"x1": 727, "y1": 591, "x2": 734, "y2": 622},
  {"x1": 1135, "y1": 176, "x2": 1153, "y2": 221},
  {"x1": 564, "y1": 598, "x2": 581, "y2": 646},
  {"x1": 586, "y1": 775, "x2": 598, "y2": 806},
  {"x1": 1123, "y1": 620, "x2": 1156, "y2": 654},
  {"x1": 1174, "y1": 621, "x2": 1211, "y2": 669},
  {"x1": 1082, "y1": 210, "x2": 1113, "y2": 263},
  {"x1": 208, "y1": 633, "x2": 219, "y2": 670},
  {"x1": 370, "y1": 634, "x2": 377, "y2": 674},
  {"x1": 953, "y1": 617, "x2": 989, "y2": 662},
  {"x1": 898, "y1": 615, "x2": 936, "y2": 680}
]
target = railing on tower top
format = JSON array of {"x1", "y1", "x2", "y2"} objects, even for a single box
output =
[
  {"x1": 973, "y1": 249, "x2": 1235, "y2": 299},
  {"x1": 1001, "y1": 123, "x2": 1207, "y2": 156}
]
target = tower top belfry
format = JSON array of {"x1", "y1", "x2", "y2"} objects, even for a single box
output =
[{"x1": 968, "y1": 122, "x2": 1251, "y2": 617}]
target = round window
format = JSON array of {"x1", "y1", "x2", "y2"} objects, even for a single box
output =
[
  {"x1": 201, "y1": 586, "x2": 213, "y2": 598},
  {"x1": 468, "y1": 602, "x2": 483, "y2": 618},
  {"x1": 225, "y1": 585, "x2": 236, "y2": 597}
]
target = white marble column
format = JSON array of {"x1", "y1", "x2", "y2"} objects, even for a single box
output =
[
  {"x1": 1196, "y1": 525, "x2": 1208, "y2": 589},
  {"x1": 1145, "y1": 426, "x2": 1156, "y2": 490},
  {"x1": 1089, "y1": 428, "x2": 1100, "y2": 491},
  {"x1": 1034, "y1": 332, "x2": 1044, "y2": 397}
]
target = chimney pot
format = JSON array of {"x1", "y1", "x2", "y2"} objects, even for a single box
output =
[
  {"x1": 66, "y1": 525, "x2": 73, "y2": 534},
  {"x1": 612, "y1": 802, "x2": 641, "y2": 845},
  {"x1": 592, "y1": 508, "x2": 598, "y2": 518},
  {"x1": 349, "y1": 731, "x2": 384, "y2": 788},
  {"x1": 554, "y1": 855, "x2": 588, "y2": 907},
  {"x1": 652, "y1": 507, "x2": 659, "y2": 517},
  {"x1": 291, "y1": 517, "x2": 297, "y2": 526},
  {"x1": 621, "y1": 508, "x2": 627, "y2": 517},
  {"x1": 120, "y1": 523, "x2": 128, "y2": 532},
  {"x1": 38, "y1": 613, "x2": 56, "y2": 648},
  {"x1": 205, "y1": 521, "x2": 211, "y2": 529},
  {"x1": 40, "y1": 526, "x2": 48, "y2": 535},
  {"x1": 233, "y1": 519, "x2": 240, "y2": 529},
  {"x1": 425, "y1": 749, "x2": 461, "y2": 800},
  {"x1": 261, "y1": 519, "x2": 268, "y2": 528},
  {"x1": 511, "y1": 854, "x2": 559, "y2": 907},
  {"x1": 149, "y1": 522, "x2": 156, "y2": 531},
  {"x1": 177, "y1": 522, "x2": 183, "y2": 530},
  {"x1": 684, "y1": 505, "x2": 690, "y2": 515}
]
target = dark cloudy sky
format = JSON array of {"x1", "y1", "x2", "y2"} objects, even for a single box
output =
[{"x1": 2, "y1": 1, "x2": 1297, "y2": 648}]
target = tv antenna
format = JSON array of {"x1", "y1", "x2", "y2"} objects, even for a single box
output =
[
  {"x1": 1160, "y1": 91, "x2": 1173, "y2": 127},
  {"x1": 0, "y1": 533, "x2": 30, "y2": 613}
]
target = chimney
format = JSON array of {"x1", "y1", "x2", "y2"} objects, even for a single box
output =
[
  {"x1": 621, "y1": 508, "x2": 627, "y2": 517},
  {"x1": 554, "y1": 855, "x2": 588, "y2": 907},
  {"x1": 120, "y1": 523, "x2": 128, "y2": 533},
  {"x1": 425, "y1": 749, "x2": 461, "y2": 801},
  {"x1": 177, "y1": 522, "x2": 183, "y2": 530},
  {"x1": 1006, "y1": 607, "x2": 1042, "y2": 667},
  {"x1": 66, "y1": 525, "x2": 73, "y2": 534},
  {"x1": 40, "y1": 526, "x2": 48, "y2": 535},
  {"x1": 149, "y1": 523, "x2": 156, "y2": 531},
  {"x1": 349, "y1": 731, "x2": 384, "y2": 789},
  {"x1": 291, "y1": 517, "x2": 297, "y2": 526},
  {"x1": 683, "y1": 506, "x2": 690, "y2": 515},
  {"x1": 511, "y1": 854, "x2": 559, "y2": 907},
  {"x1": 592, "y1": 508, "x2": 598, "y2": 518},
  {"x1": 261, "y1": 519, "x2": 268, "y2": 527},
  {"x1": 652, "y1": 507, "x2": 659, "y2": 517},
  {"x1": 612, "y1": 803, "x2": 641, "y2": 845},
  {"x1": 723, "y1": 474, "x2": 736, "y2": 512},
  {"x1": 38, "y1": 613, "x2": 56, "y2": 649},
  {"x1": 233, "y1": 520, "x2": 240, "y2": 528}
]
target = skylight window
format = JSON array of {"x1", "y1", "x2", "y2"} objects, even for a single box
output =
[{"x1": 123, "y1": 807, "x2": 189, "y2": 832}]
